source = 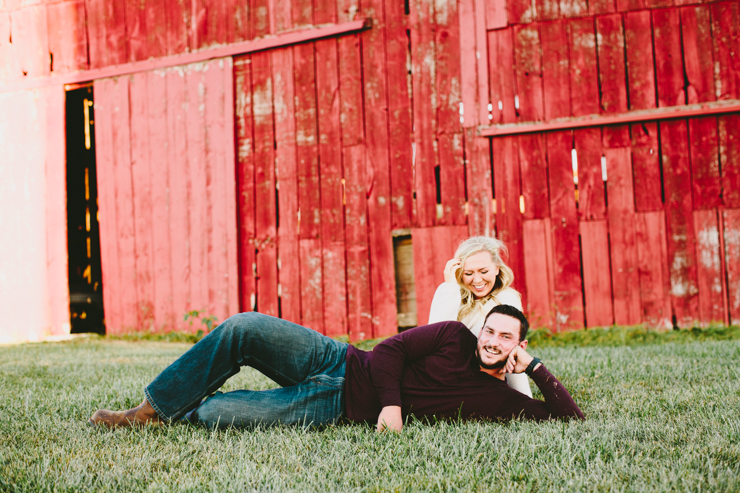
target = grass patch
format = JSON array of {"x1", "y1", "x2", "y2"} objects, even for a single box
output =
[{"x1": 1, "y1": 335, "x2": 739, "y2": 491}]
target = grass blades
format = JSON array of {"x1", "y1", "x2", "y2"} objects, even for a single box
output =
[{"x1": 1, "y1": 338, "x2": 739, "y2": 491}]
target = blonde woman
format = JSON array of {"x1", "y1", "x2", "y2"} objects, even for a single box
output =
[{"x1": 428, "y1": 236, "x2": 533, "y2": 397}]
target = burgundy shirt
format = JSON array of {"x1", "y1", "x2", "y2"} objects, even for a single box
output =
[{"x1": 344, "y1": 321, "x2": 584, "y2": 423}]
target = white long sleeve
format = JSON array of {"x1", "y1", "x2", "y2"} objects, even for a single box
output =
[{"x1": 428, "y1": 282, "x2": 462, "y2": 324}]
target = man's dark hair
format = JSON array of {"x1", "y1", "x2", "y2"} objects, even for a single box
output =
[{"x1": 483, "y1": 304, "x2": 530, "y2": 341}]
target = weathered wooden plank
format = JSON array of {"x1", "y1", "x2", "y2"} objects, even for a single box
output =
[
  {"x1": 129, "y1": 72, "x2": 156, "y2": 329},
  {"x1": 536, "y1": 0, "x2": 559, "y2": 22},
  {"x1": 460, "y1": 0, "x2": 481, "y2": 128},
  {"x1": 680, "y1": 6, "x2": 714, "y2": 105},
  {"x1": 653, "y1": 8, "x2": 686, "y2": 108},
  {"x1": 724, "y1": 209, "x2": 740, "y2": 324},
  {"x1": 522, "y1": 219, "x2": 554, "y2": 328},
  {"x1": 487, "y1": 28, "x2": 517, "y2": 125},
  {"x1": 644, "y1": 0, "x2": 672, "y2": 9},
  {"x1": 111, "y1": 76, "x2": 138, "y2": 332},
  {"x1": 541, "y1": 20, "x2": 570, "y2": 121},
  {"x1": 694, "y1": 209, "x2": 726, "y2": 325},
  {"x1": 411, "y1": 226, "x2": 469, "y2": 327},
  {"x1": 338, "y1": 31, "x2": 372, "y2": 341},
  {"x1": 661, "y1": 119, "x2": 699, "y2": 327},
  {"x1": 229, "y1": 0, "x2": 251, "y2": 43},
  {"x1": 689, "y1": 116, "x2": 721, "y2": 210},
  {"x1": 410, "y1": 0, "x2": 438, "y2": 227},
  {"x1": 234, "y1": 57, "x2": 256, "y2": 313},
  {"x1": 631, "y1": 122, "x2": 663, "y2": 212},
  {"x1": 513, "y1": 24, "x2": 544, "y2": 123},
  {"x1": 44, "y1": 85, "x2": 69, "y2": 335},
  {"x1": 596, "y1": 14, "x2": 629, "y2": 147},
  {"x1": 205, "y1": 59, "x2": 233, "y2": 321},
  {"x1": 165, "y1": 68, "x2": 191, "y2": 330},
  {"x1": 579, "y1": 220, "x2": 614, "y2": 327},
  {"x1": 606, "y1": 147, "x2": 641, "y2": 325},
  {"x1": 616, "y1": 0, "x2": 645, "y2": 12},
  {"x1": 251, "y1": 0, "x2": 272, "y2": 37},
  {"x1": 465, "y1": 129, "x2": 493, "y2": 236},
  {"x1": 719, "y1": 114, "x2": 740, "y2": 208},
  {"x1": 508, "y1": 0, "x2": 534, "y2": 24},
  {"x1": 186, "y1": 64, "x2": 210, "y2": 319},
  {"x1": 147, "y1": 70, "x2": 173, "y2": 330},
  {"x1": 294, "y1": 42, "x2": 324, "y2": 333},
  {"x1": 574, "y1": 127, "x2": 605, "y2": 220},
  {"x1": 315, "y1": 37, "x2": 348, "y2": 336},
  {"x1": 166, "y1": 0, "x2": 190, "y2": 55},
  {"x1": 474, "y1": 0, "x2": 490, "y2": 127},
  {"x1": 363, "y1": 4, "x2": 397, "y2": 337},
  {"x1": 386, "y1": 0, "x2": 414, "y2": 228},
  {"x1": 104, "y1": 0, "x2": 128, "y2": 65},
  {"x1": 127, "y1": 0, "x2": 167, "y2": 62},
  {"x1": 10, "y1": 6, "x2": 49, "y2": 78},
  {"x1": 518, "y1": 133, "x2": 549, "y2": 219},
  {"x1": 589, "y1": 0, "x2": 616, "y2": 15},
  {"x1": 568, "y1": 18, "x2": 600, "y2": 117},
  {"x1": 624, "y1": 10, "x2": 656, "y2": 111},
  {"x1": 46, "y1": 0, "x2": 88, "y2": 74},
  {"x1": 710, "y1": 1, "x2": 740, "y2": 101},
  {"x1": 344, "y1": 145, "x2": 373, "y2": 341},
  {"x1": 92, "y1": 79, "x2": 120, "y2": 333},
  {"x1": 635, "y1": 211, "x2": 672, "y2": 328},
  {"x1": 250, "y1": 53, "x2": 279, "y2": 317},
  {"x1": 492, "y1": 136, "x2": 527, "y2": 308},
  {"x1": 560, "y1": 0, "x2": 588, "y2": 18},
  {"x1": 435, "y1": 0, "x2": 466, "y2": 227},
  {"x1": 271, "y1": 47, "x2": 301, "y2": 324},
  {"x1": 546, "y1": 130, "x2": 584, "y2": 330},
  {"x1": 486, "y1": 0, "x2": 507, "y2": 29}
]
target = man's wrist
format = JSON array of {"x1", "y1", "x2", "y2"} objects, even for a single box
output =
[{"x1": 524, "y1": 357, "x2": 541, "y2": 376}]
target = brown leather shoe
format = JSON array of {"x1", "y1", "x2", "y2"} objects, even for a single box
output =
[{"x1": 89, "y1": 398, "x2": 165, "y2": 428}]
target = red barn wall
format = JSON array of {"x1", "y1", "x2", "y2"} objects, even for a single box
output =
[{"x1": 1, "y1": 0, "x2": 739, "y2": 341}]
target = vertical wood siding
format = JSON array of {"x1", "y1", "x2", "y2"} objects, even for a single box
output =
[
  {"x1": 3, "y1": 0, "x2": 740, "y2": 339},
  {"x1": 94, "y1": 60, "x2": 238, "y2": 334}
]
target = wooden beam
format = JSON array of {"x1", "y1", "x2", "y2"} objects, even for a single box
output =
[
  {"x1": 0, "y1": 19, "x2": 370, "y2": 93},
  {"x1": 479, "y1": 100, "x2": 740, "y2": 136}
]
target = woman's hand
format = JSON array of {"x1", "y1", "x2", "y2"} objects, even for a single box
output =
[{"x1": 443, "y1": 258, "x2": 462, "y2": 284}]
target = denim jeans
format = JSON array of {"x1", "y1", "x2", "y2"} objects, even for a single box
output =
[{"x1": 144, "y1": 312, "x2": 348, "y2": 429}]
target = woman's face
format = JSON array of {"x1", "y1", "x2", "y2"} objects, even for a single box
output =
[{"x1": 461, "y1": 251, "x2": 500, "y2": 299}]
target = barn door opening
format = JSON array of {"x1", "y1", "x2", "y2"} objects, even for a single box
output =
[{"x1": 66, "y1": 86, "x2": 105, "y2": 334}]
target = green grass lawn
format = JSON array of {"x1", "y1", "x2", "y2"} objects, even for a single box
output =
[{"x1": 1, "y1": 329, "x2": 739, "y2": 492}]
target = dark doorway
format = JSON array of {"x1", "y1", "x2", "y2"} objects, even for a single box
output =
[{"x1": 66, "y1": 86, "x2": 105, "y2": 334}]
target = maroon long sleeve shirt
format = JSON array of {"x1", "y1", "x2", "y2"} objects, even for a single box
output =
[{"x1": 343, "y1": 321, "x2": 584, "y2": 423}]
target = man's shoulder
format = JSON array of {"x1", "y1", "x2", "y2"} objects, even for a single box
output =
[{"x1": 405, "y1": 320, "x2": 475, "y2": 343}]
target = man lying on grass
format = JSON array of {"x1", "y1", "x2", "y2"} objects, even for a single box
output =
[{"x1": 90, "y1": 304, "x2": 584, "y2": 431}]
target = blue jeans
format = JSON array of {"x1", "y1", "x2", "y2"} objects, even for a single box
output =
[{"x1": 144, "y1": 312, "x2": 348, "y2": 429}]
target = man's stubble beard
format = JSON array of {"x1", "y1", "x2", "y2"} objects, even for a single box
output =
[{"x1": 475, "y1": 349, "x2": 507, "y2": 370}]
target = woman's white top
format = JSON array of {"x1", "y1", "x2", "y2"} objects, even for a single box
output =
[
  {"x1": 427, "y1": 282, "x2": 532, "y2": 397},
  {"x1": 428, "y1": 282, "x2": 523, "y2": 337}
]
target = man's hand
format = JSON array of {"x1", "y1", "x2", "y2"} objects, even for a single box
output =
[
  {"x1": 504, "y1": 346, "x2": 540, "y2": 375},
  {"x1": 443, "y1": 258, "x2": 462, "y2": 284},
  {"x1": 376, "y1": 406, "x2": 403, "y2": 433}
]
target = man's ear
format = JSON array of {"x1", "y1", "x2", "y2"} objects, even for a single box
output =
[{"x1": 519, "y1": 339, "x2": 528, "y2": 350}]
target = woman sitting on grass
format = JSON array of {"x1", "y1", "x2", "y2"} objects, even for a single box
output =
[{"x1": 429, "y1": 236, "x2": 532, "y2": 397}]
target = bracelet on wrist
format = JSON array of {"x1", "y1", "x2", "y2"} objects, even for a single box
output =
[{"x1": 524, "y1": 357, "x2": 541, "y2": 376}]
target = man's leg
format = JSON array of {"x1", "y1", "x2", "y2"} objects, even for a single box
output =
[
  {"x1": 190, "y1": 372, "x2": 345, "y2": 429},
  {"x1": 90, "y1": 312, "x2": 347, "y2": 426}
]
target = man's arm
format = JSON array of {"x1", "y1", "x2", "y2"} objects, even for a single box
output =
[
  {"x1": 370, "y1": 321, "x2": 465, "y2": 431},
  {"x1": 500, "y1": 346, "x2": 584, "y2": 421}
]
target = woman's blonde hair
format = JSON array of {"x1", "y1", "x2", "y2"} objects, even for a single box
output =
[{"x1": 454, "y1": 236, "x2": 515, "y2": 321}]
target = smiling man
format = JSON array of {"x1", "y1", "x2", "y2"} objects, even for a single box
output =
[{"x1": 90, "y1": 305, "x2": 584, "y2": 431}]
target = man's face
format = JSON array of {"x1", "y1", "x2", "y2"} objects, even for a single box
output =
[{"x1": 476, "y1": 313, "x2": 526, "y2": 370}]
